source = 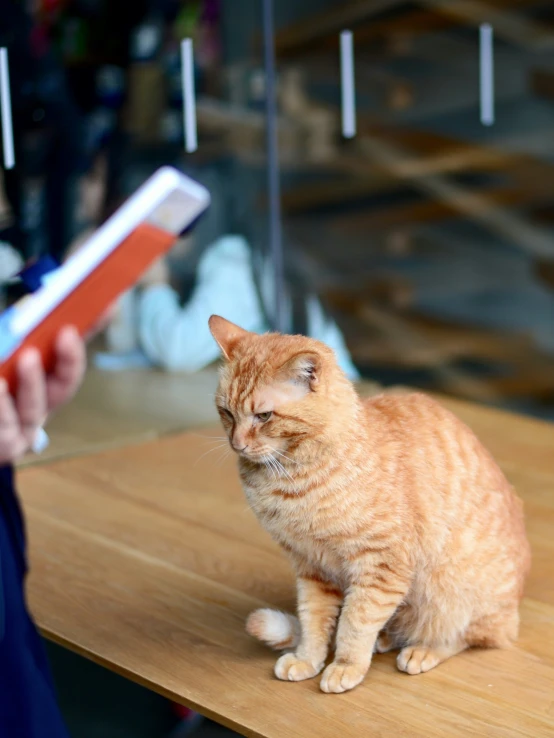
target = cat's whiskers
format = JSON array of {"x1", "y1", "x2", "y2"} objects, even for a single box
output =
[
  {"x1": 273, "y1": 457, "x2": 295, "y2": 484},
  {"x1": 274, "y1": 450, "x2": 302, "y2": 467},
  {"x1": 259, "y1": 453, "x2": 296, "y2": 486},
  {"x1": 261, "y1": 456, "x2": 276, "y2": 482},
  {"x1": 215, "y1": 447, "x2": 232, "y2": 468},
  {"x1": 192, "y1": 433, "x2": 229, "y2": 445},
  {"x1": 267, "y1": 456, "x2": 284, "y2": 484},
  {"x1": 194, "y1": 441, "x2": 230, "y2": 467},
  {"x1": 258, "y1": 458, "x2": 267, "y2": 474},
  {"x1": 266, "y1": 454, "x2": 278, "y2": 472}
]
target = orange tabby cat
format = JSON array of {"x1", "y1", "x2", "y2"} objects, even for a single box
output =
[{"x1": 209, "y1": 315, "x2": 531, "y2": 694}]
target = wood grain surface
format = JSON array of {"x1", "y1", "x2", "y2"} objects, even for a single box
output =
[
  {"x1": 18, "y1": 365, "x2": 220, "y2": 468},
  {"x1": 18, "y1": 397, "x2": 554, "y2": 737}
]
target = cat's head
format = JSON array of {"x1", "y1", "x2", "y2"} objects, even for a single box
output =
[{"x1": 209, "y1": 315, "x2": 351, "y2": 463}]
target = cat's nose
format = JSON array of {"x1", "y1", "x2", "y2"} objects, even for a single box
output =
[{"x1": 232, "y1": 443, "x2": 248, "y2": 453}]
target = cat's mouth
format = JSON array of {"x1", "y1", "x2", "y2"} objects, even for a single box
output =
[
  {"x1": 235, "y1": 447, "x2": 276, "y2": 465},
  {"x1": 237, "y1": 449, "x2": 265, "y2": 462}
]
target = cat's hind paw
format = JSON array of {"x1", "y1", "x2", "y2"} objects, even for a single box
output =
[
  {"x1": 397, "y1": 646, "x2": 444, "y2": 675},
  {"x1": 374, "y1": 631, "x2": 395, "y2": 653},
  {"x1": 274, "y1": 653, "x2": 323, "y2": 682},
  {"x1": 320, "y1": 662, "x2": 367, "y2": 693}
]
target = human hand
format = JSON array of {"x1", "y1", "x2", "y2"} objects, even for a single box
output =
[{"x1": 0, "y1": 326, "x2": 86, "y2": 463}]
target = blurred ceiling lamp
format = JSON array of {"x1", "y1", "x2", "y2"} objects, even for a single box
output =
[
  {"x1": 479, "y1": 23, "x2": 494, "y2": 126},
  {"x1": 0, "y1": 48, "x2": 15, "y2": 170},
  {"x1": 340, "y1": 30, "x2": 356, "y2": 138}
]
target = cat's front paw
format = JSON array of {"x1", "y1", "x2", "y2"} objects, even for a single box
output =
[
  {"x1": 320, "y1": 662, "x2": 367, "y2": 693},
  {"x1": 274, "y1": 653, "x2": 323, "y2": 682}
]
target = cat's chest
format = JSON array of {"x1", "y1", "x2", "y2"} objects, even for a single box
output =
[
  {"x1": 245, "y1": 486, "x2": 346, "y2": 584},
  {"x1": 284, "y1": 534, "x2": 345, "y2": 585}
]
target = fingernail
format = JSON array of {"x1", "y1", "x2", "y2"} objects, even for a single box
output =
[{"x1": 32, "y1": 427, "x2": 50, "y2": 454}]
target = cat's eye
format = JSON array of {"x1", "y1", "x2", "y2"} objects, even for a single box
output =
[
  {"x1": 256, "y1": 411, "x2": 273, "y2": 423},
  {"x1": 219, "y1": 407, "x2": 233, "y2": 422}
]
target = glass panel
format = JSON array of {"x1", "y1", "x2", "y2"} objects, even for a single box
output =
[
  {"x1": 275, "y1": 0, "x2": 554, "y2": 416},
  {"x1": 3, "y1": 0, "x2": 553, "y2": 418},
  {"x1": 1, "y1": 0, "x2": 272, "y2": 368}
]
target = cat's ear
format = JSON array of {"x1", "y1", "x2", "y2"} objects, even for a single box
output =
[
  {"x1": 277, "y1": 351, "x2": 321, "y2": 392},
  {"x1": 208, "y1": 315, "x2": 249, "y2": 361}
]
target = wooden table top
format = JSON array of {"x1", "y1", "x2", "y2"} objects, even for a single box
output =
[
  {"x1": 17, "y1": 364, "x2": 221, "y2": 468},
  {"x1": 19, "y1": 397, "x2": 554, "y2": 738}
]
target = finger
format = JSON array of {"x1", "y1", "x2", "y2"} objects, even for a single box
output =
[
  {"x1": 0, "y1": 378, "x2": 28, "y2": 462},
  {"x1": 46, "y1": 326, "x2": 86, "y2": 411},
  {"x1": 16, "y1": 348, "x2": 47, "y2": 444}
]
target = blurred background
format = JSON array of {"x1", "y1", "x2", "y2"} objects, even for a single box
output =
[
  {"x1": 2, "y1": 0, "x2": 554, "y2": 414},
  {"x1": 1, "y1": 0, "x2": 554, "y2": 736}
]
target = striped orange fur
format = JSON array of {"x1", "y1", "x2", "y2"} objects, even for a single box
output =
[{"x1": 209, "y1": 315, "x2": 531, "y2": 693}]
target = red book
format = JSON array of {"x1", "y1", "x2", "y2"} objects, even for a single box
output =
[{"x1": 0, "y1": 167, "x2": 210, "y2": 392}]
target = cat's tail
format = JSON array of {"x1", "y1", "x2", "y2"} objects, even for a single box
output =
[{"x1": 246, "y1": 608, "x2": 300, "y2": 650}]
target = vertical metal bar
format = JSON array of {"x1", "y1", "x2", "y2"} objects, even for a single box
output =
[
  {"x1": 479, "y1": 23, "x2": 494, "y2": 126},
  {"x1": 262, "y1": 0, "x2": 285, "y2": 332},
  {"x1": 0, "y1": 48, "x2": 15, "y2": 169},
  {"x1": 340, "y1": 30, "x2": 356, "y2": 138},
  {"x1": 181, "y1": 38, "x2": 198, "y2": 152}
]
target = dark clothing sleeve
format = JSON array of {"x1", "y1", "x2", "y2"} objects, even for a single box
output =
[{"x1": 0, "y1": 465, "x2": 70, "y2": 738}]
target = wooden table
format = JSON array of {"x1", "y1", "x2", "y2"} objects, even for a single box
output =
[
  {"x1": 18, "y1": 365, "x2": 220, "y2": 468},
  {"x1": 19, "y1": 397, "x2": 554, "y2": 738}
]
